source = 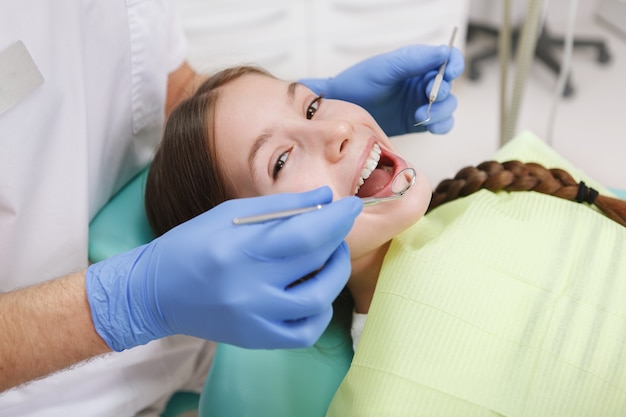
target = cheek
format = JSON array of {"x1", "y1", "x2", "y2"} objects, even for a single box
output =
[
  {"x1": 218, "y1": 159, "x2": 259, "y2": 198},
  {"x1": 400, "y1": 173, "x2": 432, "y2": 220},
  {"x1": 275, "y1": 175, "x2": 341, "y2": 199}
]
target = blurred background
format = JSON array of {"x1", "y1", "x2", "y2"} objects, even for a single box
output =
[{"x1": 175, "y1": 0, "x2": 625, "y2": 191}]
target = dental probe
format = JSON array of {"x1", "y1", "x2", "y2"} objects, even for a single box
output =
[
  {"x1": 232, "y1": 196, "x2": 394, "y2": 225},
  {"x1": 232, "y1": 168, "x2": 416, "y2": 225},
  {"x1": 414, "y1": 26, "x2": 458, "y2": 127},
  {"x1": 231, "y1": 197, "x2": 394, "y2": 225},
  {"x1": 233, "y1": 204, "x2": 324, "y2": 225}
]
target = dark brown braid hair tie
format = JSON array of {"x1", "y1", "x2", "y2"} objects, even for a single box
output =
[
  {"x1": 427, "y1": 160, "x2": 626, "y2": 228},
  {"x1": 576, "y1": 181, "x2": 599, "y2": 205}
]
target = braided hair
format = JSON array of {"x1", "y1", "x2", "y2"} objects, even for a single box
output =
[{"x1": 428, "y1": 160, "x2": 626, "y2": 228}]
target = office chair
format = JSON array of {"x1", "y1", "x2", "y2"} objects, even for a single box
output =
[{"x1": 465, "y1": 21, "x2": 611, "y2": 97}]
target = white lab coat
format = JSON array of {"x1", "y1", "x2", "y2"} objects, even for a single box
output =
[{"x1": 0, "y1": 1, "x2": 214, "y2": 415}]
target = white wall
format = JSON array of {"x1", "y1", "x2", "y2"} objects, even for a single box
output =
[{"x1": 176, "y1": 0, "x2": 470, "y2": 79}]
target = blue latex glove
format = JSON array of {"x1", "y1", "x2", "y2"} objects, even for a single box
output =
[
  {"x1": 301, "y1": 44, "x2": 465, "y2": 136},
  {"x1": 86, "y1": 187, "x2": 362, "y2": 351}
]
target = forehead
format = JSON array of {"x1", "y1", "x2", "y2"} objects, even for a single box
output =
[
  {"x1": 218, "y1": 73, "x2": 292, "y2": 108},
  {"x1": 214, "y1": 74, "x2": 293, "y2": 136}
]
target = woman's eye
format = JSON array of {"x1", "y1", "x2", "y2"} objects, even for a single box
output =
[
  {"x1": 273, "y1": 151, "x2": 289, "y2": 179},
  {"x1": 306, "y1": 96, "x2": 322, "y2": 120}
]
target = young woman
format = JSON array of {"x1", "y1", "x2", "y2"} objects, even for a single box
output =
[
  {"x1": 144, "y1": 65, "x2": 432, "y2": 350},
  {"x1": 145, "y1": 65, "x2": 626, "y2": 353}
]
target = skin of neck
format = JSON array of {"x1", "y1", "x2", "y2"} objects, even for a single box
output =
[{"x1": 347, "y1": 240, "x2": 392, "y2": 314}]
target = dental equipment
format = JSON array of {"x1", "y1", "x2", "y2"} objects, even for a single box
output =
[
  {"x1": 360, "y1": 167, "x2": 416, "y2": 206},
  {"x1": 414, "y1": 26, "x2": 458, "y2": 127},
  {"x1": 232, "y1": 167, "x2": 417, "y2": 225}
]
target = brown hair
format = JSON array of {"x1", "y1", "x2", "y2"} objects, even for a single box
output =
[
  {"x1": 428, "y1": 160, "x2": 626, "y2": 227},
  {"x1": 145, "y1": 66, "x2": 274, "y2": 237}
]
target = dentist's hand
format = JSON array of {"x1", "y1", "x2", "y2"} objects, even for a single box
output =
[
  {"x1": 301, "y1": 44, "x2": 465, "y2": 136},
  {"x1": 86, "y1": 187, "x2": 362, "y2": 351}
]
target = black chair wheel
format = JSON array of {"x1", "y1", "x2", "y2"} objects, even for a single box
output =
[
  {"x1": 598, "y1": 48, "x2": 611, "y2": 64},
  {"x1": 563, "y1": 82, "x2": 574, "y2": 98},
  {"x1": 468, "y1": 64, "x2": 482, "y2": 81}
]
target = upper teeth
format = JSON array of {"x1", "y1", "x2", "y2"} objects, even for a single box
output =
[{"x1": 354, "y1": 144, "x2": 381, "y2": 194}]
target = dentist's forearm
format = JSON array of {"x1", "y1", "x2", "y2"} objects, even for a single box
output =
[{"x1": 0, "y1": 270, "x2": 111, "y2": 393}]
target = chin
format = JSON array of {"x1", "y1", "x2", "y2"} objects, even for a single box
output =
[{"x1": 347, "y1": 188, "x2": 429, "y2": 260}]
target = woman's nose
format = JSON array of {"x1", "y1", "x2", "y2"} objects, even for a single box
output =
[{"x1": 311, "y1": 119, "x2": 352, "y2": 162}]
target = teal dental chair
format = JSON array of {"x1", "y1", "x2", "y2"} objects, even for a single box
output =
[
  {"x1": 88, "y1": 166, "x2": 353, "y2": 417},
  {"x1": 199, "y1": 324, "x2": 351, "y2": 417}
]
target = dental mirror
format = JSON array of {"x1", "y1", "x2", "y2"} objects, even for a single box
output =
[
  {"x1": 360, "y1": 167, "x2": 416, "y2": 206},
  {"x1": 232, "y1": 167, "x2": 417, "y2": 225}
]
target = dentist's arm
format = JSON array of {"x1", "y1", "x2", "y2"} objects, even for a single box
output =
[
  {"x1": 0, "y1": 189, "x2": 361, "y2": 393},
  {"x1": 0, "y1": 271, "x2": 111, "y2": 392}
]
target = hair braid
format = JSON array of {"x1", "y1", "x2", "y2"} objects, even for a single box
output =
[{"x1": 428, "y1": 160, "x2": 626, "y2": 227}]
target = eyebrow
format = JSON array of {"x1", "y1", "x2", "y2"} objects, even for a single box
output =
[
  {"x1": 248, "y1": 127, "x2": 274, "y2": 176},
  {"x1": 287, "y1": 81, "x2": 299, "y2": 102},
  {"x1": 247, "y1": 81, "x2": 303, "y2": 177}
]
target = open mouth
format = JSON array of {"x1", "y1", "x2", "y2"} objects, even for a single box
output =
[{"x1": 354, "y1": 144, "x2": 396, "y2": 198}]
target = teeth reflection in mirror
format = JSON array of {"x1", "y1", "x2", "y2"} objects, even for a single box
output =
[{"x1": 391, "y1": 167, "x2": 416, "y2": 196}]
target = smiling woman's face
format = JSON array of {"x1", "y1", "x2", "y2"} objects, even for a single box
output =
[{"x1": 213, "y1": 73, "x2": 432, "y2": 260}]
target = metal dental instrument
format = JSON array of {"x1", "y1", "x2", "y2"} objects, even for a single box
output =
[
  {"x1": 360, "y1": 167, "x2": 416, "y2": 206},
  {"x1": 414, "y1": 26, "x2": 458, "y2": 127},
  {"x1": 232, "y1": 167, "x2": 417, "y2": 225}
]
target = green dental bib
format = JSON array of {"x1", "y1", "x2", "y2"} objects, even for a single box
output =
[{"x1": 328, "y1": 131, "x2": 626, "y2": 416}]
